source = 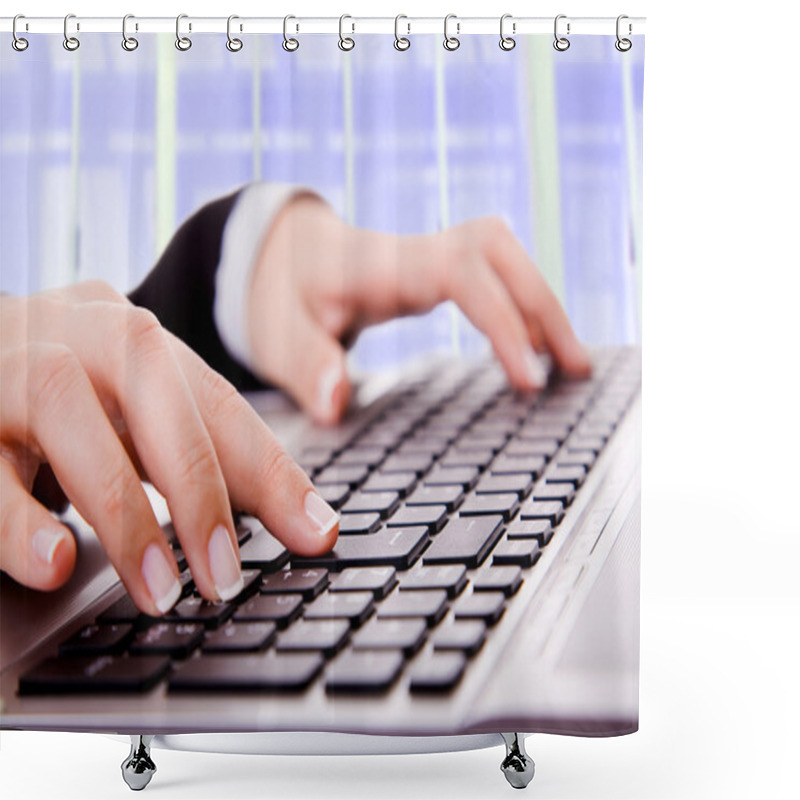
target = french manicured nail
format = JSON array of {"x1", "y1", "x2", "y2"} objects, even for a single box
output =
[
  {"x1": 523, "y1": 348, "x2": 548, "y2": 389},
  {"x1": 32, "y1": 527, "x2": 67, "y2": 565},
  {"x1": 141, "y1": 544, "x2": 181, "y2": 614},
  {"x1": 317, "y1": 363, "x2": 342, "y2": 420},
  {"x1": 208, "y1": 525, "x2": 243, "y2": 601},
  {"x1": 305, "y1": 490, "x2": 339, "y2": 537}
]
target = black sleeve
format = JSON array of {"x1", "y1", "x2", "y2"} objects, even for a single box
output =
[{"x1": 127, "y1": 189, "x2": 267, "y2": 391}]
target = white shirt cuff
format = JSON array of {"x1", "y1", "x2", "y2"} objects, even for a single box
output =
[{"x1": 213, "y1": 182, "x2": 317, "y2": 373}]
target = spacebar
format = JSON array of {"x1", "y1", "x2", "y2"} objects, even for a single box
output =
[{"x1": 293, "y1": 526, "x2": 429, "y2": 571}]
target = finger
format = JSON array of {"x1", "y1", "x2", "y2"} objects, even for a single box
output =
[
  {"x1": 480, "y1": 218, "x2": 592, "y2": 376},
  {"x1": 254, "y1": 303, "x2": 351, "y2": 425},
  {"x1": 0, "y1": 458, "x2": 77, "y2": 591},
  {"x1": 55, "y1": 302, "x2": 241, "y2": 604},
  {"x1": 0, "y1": 344, "x2": 181, "y2": 616},
  {"x1": 169, "y1": 336, "x2": 340, "y2": 556}
]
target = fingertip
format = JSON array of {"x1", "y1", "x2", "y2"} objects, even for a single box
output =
[
  {"x1": 314, "y1": 360, "x2": 350, "y2": 425},
  {"x1": 300, "y1": 490, "x2": 340, "y2": 555},
  {"x1": 30, "y1": 523, "x2": 77, "y2": 590}
]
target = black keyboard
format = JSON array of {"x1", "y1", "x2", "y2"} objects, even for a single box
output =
[{"x1": 18, "y1": 348, "x2": 640, "y2": 698}]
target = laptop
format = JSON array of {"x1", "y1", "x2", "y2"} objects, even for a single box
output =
[{"x1": 0, "y1": 345, "x2": 640, "y2": 784}]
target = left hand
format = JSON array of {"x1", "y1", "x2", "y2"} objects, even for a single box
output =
[{"x1": 247, "y1": 194, "x2": 592, "y2": 424}]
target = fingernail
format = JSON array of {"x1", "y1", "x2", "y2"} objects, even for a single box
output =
[
  {"x1": 317, "y1": 363, "x2": 343, "y2": 420},
  {"x1": 305, "y1": 491, "x2": 339, "y2": 537},
  {"x1": 523, "y1": 348, "x2": 548, "y2": 389},
  {"x1": 32, "y1": 527, "x2": 67, "y2": 565},
  {"x1": 141, "y1": 544, "x2": 181, "y2": 614},
  {"x1": 208, "y1": 525, "x2": 243, "y2": 601}
]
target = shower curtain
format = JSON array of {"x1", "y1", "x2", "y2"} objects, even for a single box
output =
[{"x1": 0, "y1": 15, "x2": 644, "y2": 784}]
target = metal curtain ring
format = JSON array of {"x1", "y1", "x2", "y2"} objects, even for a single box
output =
[
  {"x1": 615, "y1": 15, "x2": 632, "y2": 52},
  {"x1": 394, "y1": 14, "x2": 410, "y2": 51},
  {"x1": 499, "y1": 14, "x2": 515, "y2": 51},
  {"x1": 443, "y1": 14, "x2": 460, "y2": 51},
  {"x1": 339, "y1": 14, "x2": 355, "y2": 51},
  {"x1": 553, "y1": 14, "x2": 570, "y2": 51},
  {"x1": 63, "y1": 13, "x2": 80, "y2": 51},
  {"x1": 12, "y1": 14, "x2": 29, "y2": 51},
  {"x1": 282, "y1": 15, "x2": 299, "y2": 51},
  {"x1": 175, "y1": 14, "x2": 192, "y2": 51},
  {"x1": 122, "y1": 14, "x2": 138, "y2": 51},
  {"x1": 226, "y1": 15, "x2": 243, "y2": 52}
]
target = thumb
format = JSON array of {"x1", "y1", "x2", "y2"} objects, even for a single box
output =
[{"x1": 270, "y1": 309, "x2": 352, "y2": 425}]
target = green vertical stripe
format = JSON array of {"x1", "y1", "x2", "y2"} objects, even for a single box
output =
[
  {"x1": 525, "y1": 36, "x2": 566, "y2": 304},
  {"x1": 155, "y1": 34, "x2": 177, "y2": 255}
]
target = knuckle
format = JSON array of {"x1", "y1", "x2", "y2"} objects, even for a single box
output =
[
  {"x1": 97, "y1": 456, "x2": 136, "y2": 528},
  {"x1": 198, "y1": 365, "x2": 242, "y2": 424},
  {"x1": 124, "y1": 307, "x2": 167, "y2": 361},
  {"x1": 253, "y1": 444, "x2": 298, "y2": 500},
  {"x1": 30, "y1": 346, "x2": 83, "y2": 414},
  {"x1": 175, "y1": 434, "x2": 221, "y2": 489}
]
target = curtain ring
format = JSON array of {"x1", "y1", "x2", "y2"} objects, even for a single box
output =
[
  {"x1": 553, "y1": 14, "x2": 570, "y2": 51},
  {"x1": 282, "y1": 15, "x2": 299, "y2": 51},
  {"x1": 226, "y1": 15, "x2": 243, "y2": 52},
  {"x1": 615, "y1": 15, "x2": 632, "y2": 52},
  {"x1": 443, "y1": 14, "x2": 460, "y2": 51},
  {"x1": 175, "y1": 14, "x2": 192, "y2": 51},
  {"x1": 499, "y1": 14, "x2": 515, "y2": 51},
  {"x1": 122, "y1": 14, "x2": 139, "y2": 51},
  {"x1": 63, "y1": 13, "x2": 80, "y2": 51},
  {"x1": 394, "y1": 14, "x2": 410, "y2": 51},
  {"x1": 339, "y1": 14, "x2": 355, "y2": 51},
  {"x1": 12, "y1": 14, "x2": 29, "y2": 52}
]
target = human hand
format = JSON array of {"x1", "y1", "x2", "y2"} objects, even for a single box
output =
[
  {"x1": 0, "y1": 282, "x2": 338, "y2": 613},
  {"x1": 247, "y1": 195, "x2": 592, "y2": 424}
]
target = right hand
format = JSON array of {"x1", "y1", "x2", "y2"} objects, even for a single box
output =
[{"x1": 0, "y1": 281, "x2": 339, "y2": 615}]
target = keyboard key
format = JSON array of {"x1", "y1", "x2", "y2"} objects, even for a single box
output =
[
  {"x1": 20, "y1": 655, "x2": 170, "y2": 695},
  {"x1": 325, "y1": 650, "x2": 405, "y2": 694},
  {"x1": 201, "y1": 622, "x2": 277, "y2": 653},
  {"x1": 170, "y1": 597, "x2": 236, "y2": 629},
  {"x1": 458, "y1": 492, "x2": 519, "y2": 521},
  {"x1": 387, "y1": 504, "x2": 448, "y2": 533},
  {"x1": 471, "y1": 566, "x2": 523, "y2": 597},
  {"x1": 59, "y1": 624, "x2": 134, "y2": 657},
  {"x1": 338, "y1": 512, "x2": 382, "y2": 535},
  {"x1": 423, "y1": 465, "x2": 480, "y2": 490},
  {"x1": 303, "y1": 591, "x2": 375, "y2": 628},
  {"x1": 453, "y1": 592, "x2": 506, "y2": 626},
  {"x1": 556, "y1": 450, "x2": 596, "y2": 469},
  {"x1": 97, "y1": 594, "x2": 153, "y2": 627},
  {"x1": 335, "y1": 447, "x2": 387, "y2": 467},
  {"x1": 438, "y1": 448, "x2": 495, "y2": 469},
  {"x1": 275, "y1": 620, "x2": 351, "y2": 657},
  {"x1": 129, "y1": 622, "x2": 204, "y2": 659},
  {"x1": 317, "y1": 483, "x2": 351, "y2": 509},
  {"x1": 519, "y1": 500, "x2": 565, "y2": 527},
  {"x1": 545, "y1": 465, "x2": 587, "y2": 487},
  {"x1": 261, "y1": 569, "x2": 329, "y2": 601},
  {"x1": 503, "y1": 438, "x2": 560, "y2": 459},
  {"x1": 423, "y1": 516, "x2": 504, "y2": 569},
  {"x1": 399, "y1": 565, "x2": 468, "y2": 598},
  {"x1": 519, "y1": 421, "x2": 572, "y2": 442},
  {"x1": 405, "y1": 484, "x2": 464, "y2": 512},
  {"x1": 361, "y1": 471, "x2": 417, "y2": 496},
  {"x1": 377, "y1": 589, "x2": 448, "y2": 627},
  {"x1": 233, "y1": 594, "x2": 303, "y2": 627},
  {"x1": 293, "y1": 526, "x2": 429, "y2": 571},
  {"x1": 238, "y1": 526, "x2": 290, "y2": 572},
  {"x1": 475, "y1": 473, "x2": 533, "y2": 498},
  {"x1": 455, "y1": 431, "x2": 509, "y2": 452},
  {"x1": 380, "y1": 452, "x2": 434, "y2": 475},
  {"x1": 329, "y1": 567, "x2": 397, "y2": 598},
  {"x1": 490, "y1": 454, "x2": 546, "y2": 478},
  {"x1": 315, "y1": 463, "x2": 370, "y2": 487},
  {"x1": 169, "y1": 652, "x2": 324, "y2": 692},
  {"x1": 492, "y1": 539, "x2": 542, "y2": 568},
  {"x1": 505, "y1": 519, "x2": 554, "y2": 545},
  {"x1": 432, "y1": 621, "x2": 486, "y2": 657},
  {"x1": 340, "y1": 491, "x2": 401, "y2": 518},
  {"x1": 409, "y1": 652, "x2": 467, "y2": 693},
  {"x1": 566, "y1": 435, "x2": 606, "y2": 454},
  {"x1": 532, "y1": 483, "x2": 576, "y2": 506},
  {"x1": 352, "y1": 618, "x2": 427, "y2": 656}
]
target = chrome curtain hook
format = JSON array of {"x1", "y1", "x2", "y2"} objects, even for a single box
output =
[
  {"x1": 499, "y1": 14, "x2": 516, "y2": 51},
  {"x1": 443, "y1": 14, "x2": 460, "y2": 51},
  {"x1": 175, "y1": 14, "x2": 192, "y2": 51},
  {"x1": 615, "y1": 14, "x2": 632, "y2": 52},
  {"x1": 226, "y1": 14, "x2": 243, "y2": 52},
  {"x1": 553, "y1": 14, "x2": 570, "y2": 51},
  {"x1": 282, "y1": 15, "x2": 299, "y2": 51},
  {"x1": 122, "y1": 14, "x2": 139, "y2": 51},
  {"x1": 394, "y1": 14, "x2": 410, "y2": 51},
  {"x1": 63, "y1": 13, "x2": 80, "y2": 51},
  {"x1": 12, "y1": 14, "x2": 29, "y2": 51},
  {"x1": 338, "y1": 14, "x2": 355, "y2": 51}
]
